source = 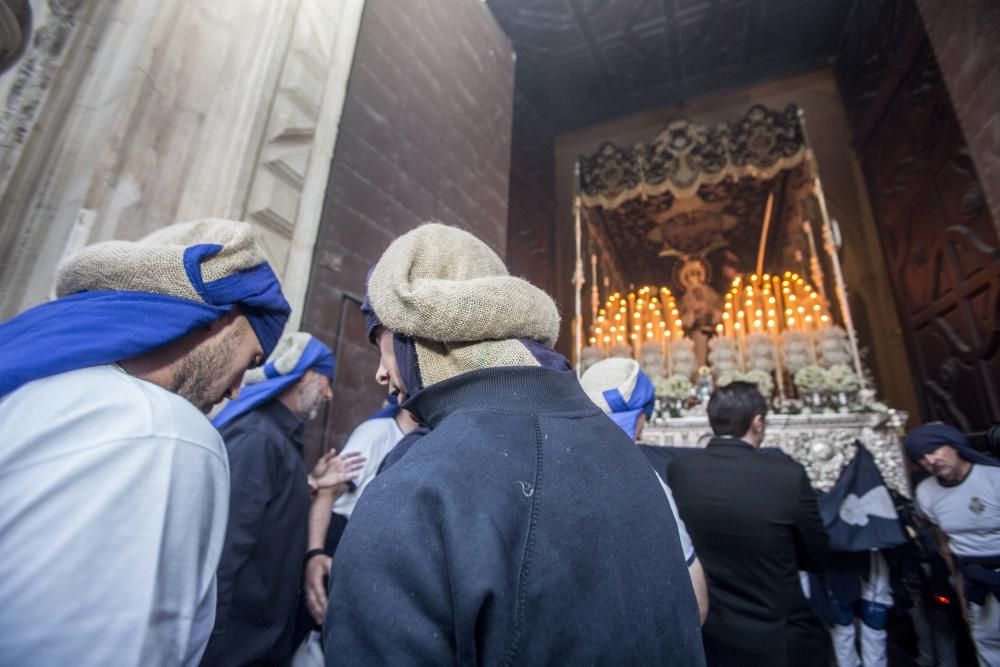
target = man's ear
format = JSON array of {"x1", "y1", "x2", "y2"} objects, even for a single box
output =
[{"x1": 752, "y1": 414, "x2": 765, "y2": 434}]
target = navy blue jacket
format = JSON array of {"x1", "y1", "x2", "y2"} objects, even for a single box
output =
[
  {"x1": 324, "y1": 366, "x2": 705, "y2": 665},
  {"x1": 202, "y1": 400, "x2": 310, "y2": 667}
]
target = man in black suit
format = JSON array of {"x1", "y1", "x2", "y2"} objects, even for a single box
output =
[{"x1": 668, "y1": 381, "x2": 830, "y2": 667}]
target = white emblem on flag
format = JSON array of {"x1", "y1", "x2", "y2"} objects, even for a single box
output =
[{"x1": 839, "y1": 486, "x2": 897, "y2": 526}]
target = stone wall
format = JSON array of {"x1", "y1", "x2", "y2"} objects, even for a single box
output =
[
  {"x1": 301, "y1": 0, "x2": 515, "y2": 452},
  {"x1": 507, "y1": 88, "x2": 556, "y2": 299},
  {"x1": 0, "y1": 0, "x2": 364, "y2": 329}
]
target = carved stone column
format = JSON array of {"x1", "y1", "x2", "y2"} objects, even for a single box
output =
[
  {"x1": 0, "y1": 0, "x2": 31, "y2": 74},
  {"x1": 0, "y1": 0, "x2": 364, "y2": 324}
]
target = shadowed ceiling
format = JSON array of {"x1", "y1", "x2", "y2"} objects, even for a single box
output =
[{"x1": 487, "y1": 0, "x2": 852, "y2": 131}]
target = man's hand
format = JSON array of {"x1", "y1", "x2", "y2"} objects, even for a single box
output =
[
  {"x1": 305, "y1": 554, "x2": 333, "y2": 625},
  {"x1": 309, "y1": 450, "x2": 366, "y2": 490}
]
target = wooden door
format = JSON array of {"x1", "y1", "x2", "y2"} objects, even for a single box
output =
[{"x1": 838, "y1": 1, "x2": 1000, "y2": 431}]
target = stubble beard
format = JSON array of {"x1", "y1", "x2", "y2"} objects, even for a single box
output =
[
  {"x1": 173, "y1": 328, "x2": 242, "y2": 413},
  {"x1": 297, "y1": 377, "x2": 325, "y2": 421}
]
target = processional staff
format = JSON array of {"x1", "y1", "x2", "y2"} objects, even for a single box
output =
[{"x1": 797, "y1": 108, "x2": 866, "y2": 391}]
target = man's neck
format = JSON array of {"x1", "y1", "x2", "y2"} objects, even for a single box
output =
[
  {"x1": 940, "y1": 460, "x2": 973, "y2": 487},
  {"x1": 119, "y1": 351, "x2": 177, "y2": 394},
  {"x1": 276, "y1": 391, "x2": 307, "y2": 420},
  {"x1": 394, "y1": 409, "x2": 420, "y2": 435}
]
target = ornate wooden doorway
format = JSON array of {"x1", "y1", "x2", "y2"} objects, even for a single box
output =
[{"x1": 838, "y1": 1, "x2": 1000, "y2": 431}]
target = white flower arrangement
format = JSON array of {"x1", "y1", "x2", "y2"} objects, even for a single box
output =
[
  {"x1": 856, "y1": 388, "x2": 889, "y2": 413},
  {"x1": 708, "y1": 336, "x2": 740, "y2": 375},
  {"x1": 815, "y1": 325, "x2": 852, "y2": 368},
  {"x1": 743, "y1": 369, "x2": 775, "y2": 397},
  {"x1": 826, "y1": 364, "x2": 860, "y2": 392},
  {"x1": 609, "y1": 344, "x2": 633, "y2": 359},
  {"x1": 746, "y1": 333, "x2": 777, "y2": 372},
  {"x1": 794, "y1": 364, "x2": 830, "y2": 394},
  {"x1": 639, "y1": 343, "x2": 665, "y2": 378},
  {"x1": 781, "y1": 331, "x2": 812, "y2": 373},
  {"x1": 717, "y1": 369, "x2": 774, "y2": 398},
  {"x1": 580, "y1": 345, "x2": 606, "y2": 374},
  {"x1": 669, "y1": 338, "x2": 697, "y2": 379},
  {"x1": 656, "y1": 374, "x2": 693, "y2": 401}
]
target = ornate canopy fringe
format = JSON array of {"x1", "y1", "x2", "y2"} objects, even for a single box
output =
[{"x1": 579, "y1": 104, "x2": 807, "y2": 209}]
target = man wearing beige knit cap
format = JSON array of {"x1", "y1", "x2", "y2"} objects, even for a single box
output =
[
  {"x1": 0, "y1": 220, "x2": 291, "y2": 667},
  {"x1": 325, "y1": 223, "x2": 705, "y2": 665}
]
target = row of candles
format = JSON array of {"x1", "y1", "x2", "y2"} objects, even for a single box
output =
[
  {"x1": 588, "y1": 272, "x2": 831, "y2": 350},
  {"x1": 717, "y1": 271, "x2": 831, "y2": 338},
  {"x1": 588, "y1": 285, "x2": 685, "y2": 352},
  {"x1": 585, "y1": 273, "x2": 833, "y2": 395}
]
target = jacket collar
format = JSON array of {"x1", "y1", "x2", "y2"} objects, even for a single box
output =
[
  {"x1": 404, "y1": 366, "x2": 600, "y2": 429},
  {"x1": 706, "y1": 435, "x2": 757, "y2": 450}
]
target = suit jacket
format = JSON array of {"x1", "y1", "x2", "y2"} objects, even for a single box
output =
[{"x1": 667, "y1": 437, "x2": 830, "y2": 667}]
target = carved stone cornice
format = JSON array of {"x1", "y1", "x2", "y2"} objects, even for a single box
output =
[{"x1": 644, "y1": 410, "x2": 911, "y2": 497}]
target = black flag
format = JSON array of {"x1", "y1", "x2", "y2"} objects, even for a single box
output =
[{"x1": 819, "y1": 442, "x2": 906, "y2": 551}]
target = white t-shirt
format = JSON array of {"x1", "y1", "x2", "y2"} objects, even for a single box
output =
[
  {"x1": 656, "y1": 473, "x2": 697, "y2": 565},
  {"x1": 916, "y1": 464, "x2": 1000, "y2": 558},
  {"x1": 0, "y1": 365, "x2": 230, "y2": 667},
  {"x1": 332, "y1": 417, "x2": 405, "y2": 517}
]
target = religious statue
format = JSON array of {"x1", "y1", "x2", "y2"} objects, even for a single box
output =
[{"x1": 677, "y1": 257, "x2": 722, "y2": 366}]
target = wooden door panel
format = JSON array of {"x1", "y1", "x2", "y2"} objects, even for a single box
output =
[{"x1": 838, "y1": 5, "x2": 1000, "y2": 430}]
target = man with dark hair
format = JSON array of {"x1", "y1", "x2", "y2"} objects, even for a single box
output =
[
  {"x1": 704, "y1": 380, "x2": 769, "y2": 437},
  {"x1": 668, "y1": 381, "x2": 830, "y2": 666},
  {"x1": 324, "y1": 223, "x2": 705, "y2": 665}
]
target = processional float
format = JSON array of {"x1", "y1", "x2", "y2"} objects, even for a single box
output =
[{"x1": 571, "y1": 105, "x2": 909, "y2": 495}]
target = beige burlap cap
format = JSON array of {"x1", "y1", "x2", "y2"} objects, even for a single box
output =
[
  {"x1": 414, "y1": 338, "x2": 541, "y2": 387},
  {"x1": 242, "y1": 331, "x2": 311, "y2": 385},
  {"x1": 367, "y1": 223, "x2": 560, "y2": 346},
  {"x1": 580, "y1": 357, "x2": 641, "y2": 414},
  {"x1": 55, "y1": 219, "x2": 266, "y2": 302}
]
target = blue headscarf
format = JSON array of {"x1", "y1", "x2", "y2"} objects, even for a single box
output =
[
  {"x1": 212, "y1": 335, "x2": 334, "y2": 428},
  {"x1": 0, "y1": 241, "x2": 290, "y2": 398},
  {"x1": 904, "y1": 422, "x2": 1000, "y2": 468},
  {"x1": 603, "y1": 369, "x2": 656, "y2": 440}
]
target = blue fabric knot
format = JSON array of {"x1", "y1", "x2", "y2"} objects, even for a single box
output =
[
  {"x1": 183, "y1": 244, "x2": 289, "y2": 357},
  {"x1": 602, "y1": 370, "x2": 656, "y2": 440}
]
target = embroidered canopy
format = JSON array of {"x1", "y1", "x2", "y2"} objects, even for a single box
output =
[{"x1": 580, "y1": 104, "x2": 807, "y2": 209}]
